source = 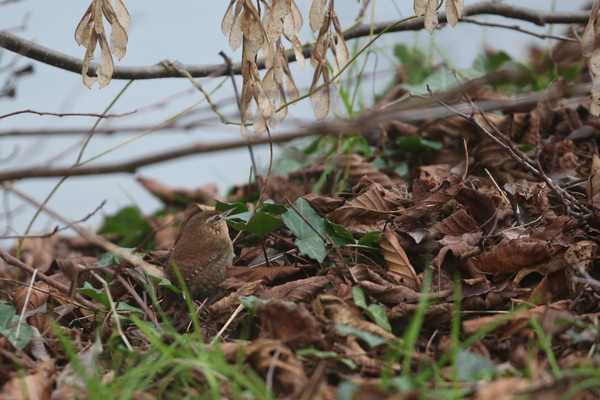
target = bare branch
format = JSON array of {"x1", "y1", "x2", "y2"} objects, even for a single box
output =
[
  {"x1": 0, "y1": 248, "x2": 102, "y2": 312},
  {"x1": 0, "y1": 109, "x2": 136, "y2": 120},
  {"x1": 417, "y1": 87, "x2": 593, "y2": 221},
  {"x1": 0, "y1": 80, "x2": 592, "y2": 183},
  {"x1": 0, "y1": 200, "x2": 106, "y2": 239},
  {"x1": 0, "y1": 129, "x2": 333, "y2": 181},
  {"x1": 460, "y1": 17, "x2": 580, "y2": 42},
  {"x1": 0, "y1": 122, "x2": 204, "y2": 137},
  {"x1": 0, "y1": 2, "x2": 589, "y2": 81}
]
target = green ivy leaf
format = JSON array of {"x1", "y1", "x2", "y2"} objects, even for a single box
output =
[
  {"x1": 296, "y1": 236, "x2": 327, "y2": 263},
  {"x1": 221, "y1": 201, "x2": 286, "y2": 238},
  {"x1": 94, "y1": 247, "x2": 136, "y2": 267},
  {"x1": 352, "y1": 286, "x2": 367, "y2": 309},
  {"x1": 327, "y1": 221, "x2": 355, "y2": 244},
  {"x1": 358, "y1": 231, "x2": 382, "y2": 246},
  {"x1": 0, "y1": 303, "x2": 33, "y2": 350},
  {"x1": 455, "y1": 349, "x2": 496, "y2": 381},
  {"x1": 228, "y1": 211, "x2": 284, "y2": 238},
  {"x1": 365, "y1": 304, "x2": 392, "y2": 333},
  {"x1": 352, "y1": 287, "x2": 392, "y2": 332},
  {"x1": 79, "y1": 282, "x2": 109, "y2": 308},
  {"x1": 98, "y1": 207, "x2": 153, "y2": 248},
  {"x1": 334, "y1": 324, "x2": 390, "y2": 348},
  {"x1": 282, "y1": 198, "x2": 353, "y2": 262},
  {"x1": 517, "y1": 144, "x2": 534, "y2": 153},
  {"x1": 115, "y1": 302, "x2": 145, "y2": 314},
  {"x1": 396, "y1": 135, "x2": 442, "y2": 152},
  {"x1": 215, "y1": 201, "x2": 248, "y2": 214},
  {"x1": 296, "y1": 348, "x2": 357, "y2": 370},
  {"x1": 281, "y1": 197, "x2": 324, "y2": 240}
]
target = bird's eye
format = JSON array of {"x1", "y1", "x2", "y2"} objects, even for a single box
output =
[{"x1": 212, "y1": 214, "x2": 222, "y2": 222}]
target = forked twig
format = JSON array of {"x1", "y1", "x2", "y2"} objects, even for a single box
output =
[{"x1": 416, "y1": 86, "x2": 592, "y2": 221}]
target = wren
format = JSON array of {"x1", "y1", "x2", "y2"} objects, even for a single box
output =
[{"x1": 164, "y1": 209, "x2": 233, "y2": 308}]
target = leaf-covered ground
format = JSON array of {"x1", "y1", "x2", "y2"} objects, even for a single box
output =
[{"x1": 1, "y1": 44, "x2": 600, "y2": 399}]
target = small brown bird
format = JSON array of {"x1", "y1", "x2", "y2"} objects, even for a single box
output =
[{"x1": 164, "y1": 208, "x2": 234, "y2": 308}]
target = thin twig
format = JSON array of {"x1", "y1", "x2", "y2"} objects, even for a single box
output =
[
  {"x1": 211, "y1": 303, "x2": 245, "y2": 344},
  {"x1": 285, "y1": 197, "x2": 329, "y2": 245},
  {"x1": 0, "y1": 129, "x2": 344, "y2": 182},
  {"x1": 460, "y1": 17, "x2": 580, "y2": 42},
  {"x1": 91, "y1": 271, "x2": 134, "y2": 351},
  {"x1": 0, "y1": 200, "x2": 106, "y2": 239},
  {"x1": 265, "y1": 344, "x2": 283, "y2": 397},
  {"x1": 419, "y1": 86, "x2": 593, "y2": 220},
  {"x1": 0, "y1": 3, "x2": 589, "y2": 80},
  {"x1": 0, "y1": 249, "x2": 101, "y2": 312},
  {"x1": 2, "y1": 183, "x2": 160, "y2": 277},
  {"x1": 116, "y1": 275, "x2": 159, "y2": 328},
  {"x1": 0, "y1": 109, "x2": 135, "y2": 120},
  {"x1": 14, "y1": 268, "x2": 38, "y2": 344}
]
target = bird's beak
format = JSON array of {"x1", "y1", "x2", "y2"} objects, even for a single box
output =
[{"x1": 222, "y1": 208, "x2": 235, "y2": 217}]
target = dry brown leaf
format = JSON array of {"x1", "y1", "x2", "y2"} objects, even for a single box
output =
[
  {"x1": 463, "y1": 302, "x2": 573, "y2": 338},
  {"x1": 470, "y1": 238, "x2": 556, "y2": 274},
  {"x1": 257, "y1": 300, "x2": 326, "y2": 349},
  {"x1": 380, "y1": 229, "x2": 419, "y2": 290},
  {"x1": 474, "y1": 377, "x2": 532, "y2": 400},
  {"x1": 228, "y1": 265, "x2": 303, "y2": 285},
  {"x1": 582, "y1": 0, "x2": 600, "y2": 55},
  {"x1": 309, "y1": 0, "x2": 328, "y2": 32},
  {"x1": 564, "y1": 240, "x2": 599, "y2": 294},
  {"x1": 582, "y1": 0, "x2": 600, "y2": 116},
  {"x1": 389, "y1": 302, "x2": 454, "y2": 327},
  {"x1": 587, "y1": 154, "x2": 600, "y2": 217},
  {"x1": 434, "y1": 209, "x2": 479, "y2": 235},
  {"x1": 302, "y1": 193, "x2": 345, "y2": 214},
  {"x1": 326, "y1": 179, "x2": 394, "y2": 222},
  {"x1": 336, "y1": 154, "x2": 395, "y2": 188},
  {"x1": 445, "y1": 0, "x2": 464, "y2": 27},
  {"x1": 313, "y1": 295, "x2": 396, "y2": 343},
  {"x1": 259, "y1": 275, "x2": 330, "y2": 303},
  {"x1": 414, "y1": 0, "x2": 438, "y2": 34},
  {"x1": 396, "y1": 175, "x2": 462, "y2": 223},
  {"x1": 0, "y1": 360, "x2": 55, "y2": 400},
  {"x1": 220, "y1": 340, "x2": 307, "y2": 397},
  {"x1": 431, "y1": 236, "x2": 481, "y2": 270},
  {"x1": 74, "y1": 0, "x2": 129, "y2": 88}
]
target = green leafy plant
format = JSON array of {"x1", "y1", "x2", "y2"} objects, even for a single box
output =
[
  {"x1": 98, "y1": 206, "x2": 153, "y2": 248},
  {"x1": 281, "y1": 197, "x2": 353, "y2": 263},
  {"x1": 352, "y1": 286, "x2": 392, "y2": 332},
  {"x1": 0, "y1": 303, "x2": 32, "y2": 350},
  {"x1": 216, "y1": 200, "x2": 286, "y2": 238}
]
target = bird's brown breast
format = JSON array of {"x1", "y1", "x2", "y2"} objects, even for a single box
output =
[{"x1": 165, "y1": 209, "x2": 233, "y2": 304}]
